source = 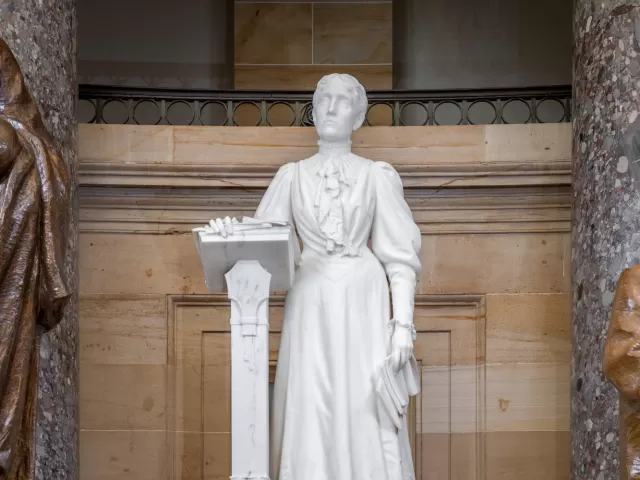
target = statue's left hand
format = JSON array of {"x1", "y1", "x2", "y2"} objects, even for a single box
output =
[{"x1": 390, "y1": 326, "x2": 414, "y2": 373}]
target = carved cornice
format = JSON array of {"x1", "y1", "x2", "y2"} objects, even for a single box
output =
[
  {"x1": 78, "y1": 161, "x2": 570, "y2": 190},
  {"x1": 79, "y1": 185, "x2": 570, "y2": 234}
]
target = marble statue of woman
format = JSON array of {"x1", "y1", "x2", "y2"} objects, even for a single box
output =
[{"x1": 209, "y1": 73, "x2": 422, "y2": 480}]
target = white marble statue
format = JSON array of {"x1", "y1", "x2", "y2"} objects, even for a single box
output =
[{"x1": 208, "y1": 73, "x2": 422, "y2": 480}]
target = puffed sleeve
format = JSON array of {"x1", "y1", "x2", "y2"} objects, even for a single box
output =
[
  {"x1": 254, "y1": 162, "x2": 295, "y2": 224},
  {"x1": 371, "y1": 161, "x2": 422, "y2": 324}
]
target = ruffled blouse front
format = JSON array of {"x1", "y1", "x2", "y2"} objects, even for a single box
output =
[
  {"x1": 312, "y1": 153, "x2": 358, "y2": 256},
  {"x1": 254, "y1": 153, "x2": 421, "y2": 284}
]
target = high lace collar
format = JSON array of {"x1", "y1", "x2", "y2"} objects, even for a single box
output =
[
  {"x1": 309, "y1": 152, "x2": 355, "y2": 184},
  {"x1": 318, "y1": 139, "x2": 352, "y2": 157}
]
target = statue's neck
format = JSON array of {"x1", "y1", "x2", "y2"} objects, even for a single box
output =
[{"x1": 318, "y1": 139, "x2": 352, "y2": 157}]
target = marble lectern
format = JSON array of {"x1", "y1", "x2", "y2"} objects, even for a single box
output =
[{"x1": 193, "y1": 219, "x2": 299, "y2": 480}]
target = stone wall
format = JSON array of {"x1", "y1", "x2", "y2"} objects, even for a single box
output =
[{"x1": 77, "y1": 123, "x2": 572, "y2": 480}]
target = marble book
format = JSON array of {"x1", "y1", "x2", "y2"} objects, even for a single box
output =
[
  {"x1": 192, "y1": 218, "x2": 298, "y2": 292},
  {"x1": 376, "y1": 355, "x2": 420, "y2": 430}
]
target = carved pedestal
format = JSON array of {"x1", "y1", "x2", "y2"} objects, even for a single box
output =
[{"x1": 226, "y1": 261, "x2": 272, "y2": 480}]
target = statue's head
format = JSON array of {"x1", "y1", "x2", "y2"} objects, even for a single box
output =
[{"x1": 312, "y1": 73, "x2": 367, "y2": 143}]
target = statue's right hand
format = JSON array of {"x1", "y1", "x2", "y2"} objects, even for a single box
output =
[{"x1": 207, "y1": 216, "x2": 237, "y2": 237}]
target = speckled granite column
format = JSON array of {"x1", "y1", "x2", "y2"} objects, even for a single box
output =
[
  {"x1": 0, "y1": 3, "x2": 78, "y2": 480},
  {"x1": 573, "y1": 2, "x2": 640, "y2": 479}
]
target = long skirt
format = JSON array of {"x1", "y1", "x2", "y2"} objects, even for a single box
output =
[{"x1": 270, "y1": 249, "x2": 414, "y2": 480}]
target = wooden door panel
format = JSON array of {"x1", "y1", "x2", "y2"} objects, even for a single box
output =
[{"x1": 167, "y1": 295, "x2": 486, "y2": 480}]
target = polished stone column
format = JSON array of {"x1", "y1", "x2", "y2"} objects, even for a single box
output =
[
  {"x1": 572, "y1": 1, "x2": 640, "y2": 479},
  {"x1": 0, "y1": 2, "x2": 78, "y2": 479}
]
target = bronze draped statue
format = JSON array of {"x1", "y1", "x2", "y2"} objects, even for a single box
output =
[
  {"x1": 604, "y1": 265, "x2": 640, "y2": 480},
  {"x1": 0, "y1": 38, "x2": 71, "y2": 479}
]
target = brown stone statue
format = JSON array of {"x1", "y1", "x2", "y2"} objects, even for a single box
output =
[
  {"x1": 0, "y1": 38, "x2": 70, "y2": 479},
  {"x1": 604, "y1": 265, "x2": 640, "y2": 479}
]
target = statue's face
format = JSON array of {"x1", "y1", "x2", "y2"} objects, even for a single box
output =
[{"x1": 313, "y1": 79, "x2": 362, "y2": 143}]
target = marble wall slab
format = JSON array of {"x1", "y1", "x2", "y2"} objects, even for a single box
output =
[
  {"x1": 242, "y1": 0, "x2": 384, "y2": 2},
  {"x1": 313, "y1": 3, "x2": 392, "y2": 65},
  {"x1": 235, "y1": 3, "x2": 312, "y2": 64},
  {"x1": 235, "y1": 64, "x2": 393, "y2": 90},
  {"x1": 234, "y1": 1, "x2": 393, "y2": 89}
]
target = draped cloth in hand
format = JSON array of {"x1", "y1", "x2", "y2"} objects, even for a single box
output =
[{"x1": 0, "y1": 38, "x2": 71, "y2": 480}]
